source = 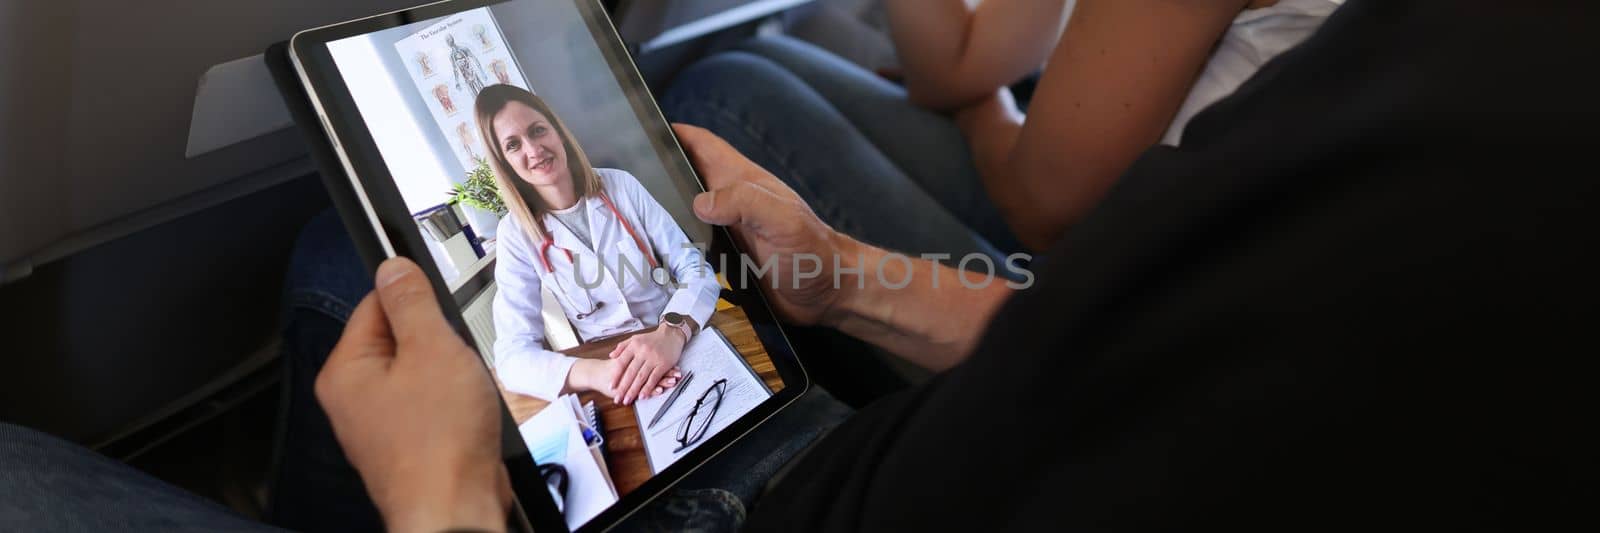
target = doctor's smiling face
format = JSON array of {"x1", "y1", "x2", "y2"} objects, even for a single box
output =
[
  {"x1": 492, "y1": 101, "x2": 570, "y2": 191},
  {"x1": 476, "y1": 84, "x2": 601, "y2": 223}
]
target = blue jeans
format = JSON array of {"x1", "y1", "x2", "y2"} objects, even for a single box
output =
[
  {"x1": 0, "y1": 425, "x2": 283, "y2": 532},
  {"x1": 661, "y1": 35, "x2": 1026, "y2": 263},
  {"x1": 0, "y1": 210, "x2": 850, "y2": 532}
]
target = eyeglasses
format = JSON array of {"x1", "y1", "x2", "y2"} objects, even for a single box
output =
[{"x1": 674, "y1": 379, "x2": 727, "y2": 453}]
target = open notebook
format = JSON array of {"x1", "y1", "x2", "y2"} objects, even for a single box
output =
[{"x1": 632, "y1": 326, "x2": 773, "y2": 473}]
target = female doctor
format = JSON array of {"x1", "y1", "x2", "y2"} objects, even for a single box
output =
[{"x1": 477, "y1": 85, "x2": 721, "y2": 406}]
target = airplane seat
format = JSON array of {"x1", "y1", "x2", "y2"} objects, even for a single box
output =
[
  {"x1": 0, "y1": 0, "x2": 819, "y2": 493},
  {"x1": 0, "y1": 175, "x2": 329, "y2": 455},
  {"x1": 0, "y1": 0, "x2": 427, "y2": 458}
]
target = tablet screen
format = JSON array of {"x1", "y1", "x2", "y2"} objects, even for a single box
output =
[{"x1": 319, "y1": 2, "x2": 790, "y2": 529}]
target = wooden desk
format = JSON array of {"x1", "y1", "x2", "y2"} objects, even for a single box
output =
[{"x1": 497, "y1": 305, "x2": 782, "y2": 497}]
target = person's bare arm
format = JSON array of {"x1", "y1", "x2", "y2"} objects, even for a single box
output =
[
  {"x1": 960, "y1": 0, "x2": 1250, "y2": 250},
  {"x1": 885, "y1": 0, "x2": 1073, "y2": 110},
  {"x1": 954, "y1": 88, "x2": 1026, "y2": 222},
  {"x1": 829, "y1": 242, "x2": 1013, "y2": 371}
]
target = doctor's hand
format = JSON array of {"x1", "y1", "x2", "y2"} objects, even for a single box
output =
[
  {"x1": 317, "y1": 258, "x2": 511, "y2": 533},
  {"x1": 607, "y1": 326, "x2": 688, "y2": 405},
  {"x1": 568, "y1": 358, "x2": 682, "y2": 403},
  {"x1": 674, "y1": 124, "x2": 858, "y2": 327}
]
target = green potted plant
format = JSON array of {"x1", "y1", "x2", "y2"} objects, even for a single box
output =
[{"x1": 447, "y1": 159, "x2": 507, "y2": 239}]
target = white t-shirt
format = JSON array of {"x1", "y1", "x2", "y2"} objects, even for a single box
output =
[{"x1": 1161, "y1": 0, "x2": 1344, "y2": 146}]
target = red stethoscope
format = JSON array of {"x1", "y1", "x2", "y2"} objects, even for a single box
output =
[{"x1": 534, "y1": 191, "x2": 668, "y2": 320}]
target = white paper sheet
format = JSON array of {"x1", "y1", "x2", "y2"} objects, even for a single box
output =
[
  {"x1": 633, "y1": 326, "x2": 773, "y2": 473},
  {"x1": 517, "y1": 395, "x2": 617, "y2": 529}
]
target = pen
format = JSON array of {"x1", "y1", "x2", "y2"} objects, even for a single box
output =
[{"x1": 646, "y1": 371, "x2": 694, "y2": 430}]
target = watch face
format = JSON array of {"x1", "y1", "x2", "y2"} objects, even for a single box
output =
[{"x1": 664, "y1": 312, "x2": 683, "y2": 325}]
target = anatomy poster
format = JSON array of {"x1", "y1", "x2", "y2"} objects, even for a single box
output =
[{"x1": 395, "y1": 7, "x2": 531, "y2": 170}]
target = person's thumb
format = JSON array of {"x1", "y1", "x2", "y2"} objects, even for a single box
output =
[
  {"x1": 694, "y1": 181, "x2": 780, "y2": 228},
  {"x1": 673, "y1": 124, "x2": 737, "y2": 186},
  {"x1": 373, "y1": 257, "x2": 453, "y2": 349},
  {"x1": 316, "y1": 293, "x2": 391, "y2": 407}
]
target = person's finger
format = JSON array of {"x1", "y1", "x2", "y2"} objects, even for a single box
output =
[
  {"x1": 373, "y1": 258, "x2": 453, "y2": 349},
  {"x1": 693, "y1": 179, "x2": 787, "y2": 228},
  {"x1": 609, "y1": 339, "x2": 630, "y2": 359},
  {"x1": 611, "y1": 348, "x2": 642, "y2": 392},
  {"x1": 624, "y1": 361, "x2": 656, "y2": 403},
  {"x1": 668, "y1": 368, "x2": 682, "y2": 379},
  {"x1": 652, "y1": 386, "x2": 665, "y2": 397},
  {"x1": 607, "y1": 354, "x2": 632, "y2": 393},
  {"x1": 624, "y1": 359, "x2": 654, "y2": 405},
  {"x1": 620, "y1": 363, "x2": 642, "y2": 404},
  {"x1": 327, "y1": 293, "x2": 393, "y2": 367},
  {"x1": 615, "y1": 355, "x2": 647, "y2": 404},
  {"x1": 620, "y1": 361, "x2": 652, "y2": 403},
  {"x1": 316, "y1": 294, "x2": 392, "y2": 402},
  {"x1": 675, "y1": 124, "x2": 800, "y2": 194},
  {"x1": 673, "y1": 124, "x2": 745, "y2": 186},
  {"x1": 639, "y1": 363, "x2": 670, "y2": 400}
]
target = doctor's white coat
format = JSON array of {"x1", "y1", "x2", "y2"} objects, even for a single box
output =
[{"x1": 492, "y1": 168, "x2": 720, "y2": 400}]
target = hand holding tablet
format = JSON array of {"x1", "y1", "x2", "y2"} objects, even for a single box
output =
[
  {"x1": 276, "y1": 1, "x2": 811, "y2": 530},
  {"x1": 316, "y1": 258, "x2": 512, "y2": 533}
]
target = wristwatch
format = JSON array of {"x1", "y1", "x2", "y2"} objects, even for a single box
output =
[{"x1": 661, "y1": 312, "x2": 697, "y2": 343}]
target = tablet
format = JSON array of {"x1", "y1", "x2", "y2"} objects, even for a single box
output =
[{"x1": 280, "y1": 1, "x2": 809, "y2": 530}]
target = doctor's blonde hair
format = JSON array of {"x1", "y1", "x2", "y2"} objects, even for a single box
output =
[{"x1": 474, "y1": 84, "x2": 604, "y2": 244}]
